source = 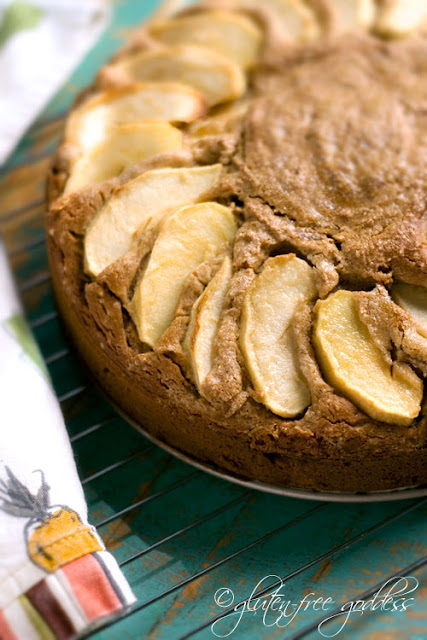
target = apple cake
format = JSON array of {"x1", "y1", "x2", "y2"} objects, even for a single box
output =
[{"x1": 46, "y1": 0, "x2": 427, "y2": 493}]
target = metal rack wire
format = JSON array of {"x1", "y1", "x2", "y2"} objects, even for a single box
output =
[
  {"x1": 1, "y1": 106, "x2": 427, "y2": 640},
  {"x1": 76, "y1": 409, "x2": 427, "y2": 640}
]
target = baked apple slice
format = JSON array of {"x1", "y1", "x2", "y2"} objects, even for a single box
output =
[
  {"x1": 188, "y1": 99, "x2": 250, "y2": 137},
  {"x1": 65, "y1": 122, "x2": 183, "y2": 194},
  {"x1": 392, "y1": 283, "x2": 427, "y2": 339},
  {"x1": 84, "y1": 164, "x2": 223, "y2": 277},
  {"x1": 374, "y1": 0, "x2": 427, "y2": 37},
  {"x1": 130, "y1": 203, "x2": 237, "y2": 348},
  {"x1": 185, "y1": 256, "x2": 232, "y2": 395},
  {"x1": 331, "y1": 0, "x2": 375, "y2": 30},
  {"x1": 234, "y1": 0, "x2": 320, "y2": 42},
  {"x1": 66, "y1": 83, "x2": 208, "y2": 153},
  {"x1": 240, "y1": 255, "x2": 317, "y2": 418},
  {"x1": 150, "y1": 10, "x2": 263, "y2": 69},
  {"x1": 313, "y1": 290, "x2": 423, "y2": 426},
  {"x1": 113, "y1": 45, "x2": 247, "y2": 106}
]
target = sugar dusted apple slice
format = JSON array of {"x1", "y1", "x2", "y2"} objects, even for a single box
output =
[
  {"x1": 66, "y1": 83, "x2": 208, "y2": 153},
  {"x1": 188, "y1": 99, "x2": 250, "y2": 137},
  {"x1": 313, "y1": 290, "x2": 423, "y2": 426},
  {"x1": 65, "y1": 122, "x2": 183, "y2": 194},
  {"x1": 331, "y1": 0, "x2": 375, "y2": 30},
  {"x1": 392, "y1": 283, "x2": 427, "y2": 339},
  {"x1": 113, "y1": 45, "x2": 247, "y2": 106},
  {"x1": 374, "y1": 0, "x2": 427, "y2": 37},
  {"x1": 234, "y1": 0, "x2": 320, "y2": 42},
  {"x1": 84, "y1": 164, "x2": 222, "y2": 277},
  {"x1": 240, "y1": 255, "x2": 317, "y2": 418},
  {"x1": 150, "y1": 11, "x2": 263, "y2": 70},
  {"x1": 185, "y1": 256, "x2": 232, "y2": 395},
  {"x1": 131, "y1": 203, "x2": 237, "y2": 348}
]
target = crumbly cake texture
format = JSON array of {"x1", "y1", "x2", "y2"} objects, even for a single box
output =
[{"x1": 46, "y1": 1, "x2": 427, "y2": 492}]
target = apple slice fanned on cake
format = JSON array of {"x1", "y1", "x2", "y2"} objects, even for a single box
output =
[
  {"x1": 84, "y1": 164, "x2": 223, "y2": 277},
  {"x1": 150, "y1": 10, "x2": 263, "y2": 69},
  {"x1": 313, "y1": 290, "x2": 423, "y2": 426},
  {"x1": 392, "y1": 283, "x2": 427, "y2": 339},
  {"x1": 374, "y1": 0, "x2": 427, "y2": 37},
  {"x1": 188, "y1": 99, "x2": 250, "y2": 137},
  {"x1": 65, "y1": 122, "x2": 183, "y2": 194},
  {"x1": 184, "y1": 256, "x2": 232, "y2": 395},
  {"x1": 240, "y1": 255, "x2": 317, "y2": 418},
  {"x1": 330, "y1": 0, "x2": 376, "y2": 31},
  {"x1": 65, "y1": 83, "x2": 208, "y2": 154},
  {"x1": 111, "y1": 45, "x2": 247, "y2": 106},
  {"x1": 130, "y1": 203, "x2": 237, "y2": 348},
  {"x1": 233, "y1": 0, "x2": 320, "y2": 42}
]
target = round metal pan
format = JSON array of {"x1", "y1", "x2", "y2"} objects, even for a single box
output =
[{"x1": 115, "y1": 404, "x2": 427, "y2": 503}]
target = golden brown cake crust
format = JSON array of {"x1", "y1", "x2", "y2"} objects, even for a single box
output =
[{"x1": 46, "y1": 28, "x2": 427, "y2": 493}]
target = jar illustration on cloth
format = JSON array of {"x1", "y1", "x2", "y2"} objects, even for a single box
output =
[{"x1": 0, "y1": 466, "x2": 103, "y2": 572}]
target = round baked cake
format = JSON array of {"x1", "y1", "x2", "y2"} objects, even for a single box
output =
[{"x1": 46, "y1": 0, "x2": 427, "y2": 493}]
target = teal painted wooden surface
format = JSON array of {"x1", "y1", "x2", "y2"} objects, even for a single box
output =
[{"x1": 0, "y1": 1, "x2": 426, "y2": 638}]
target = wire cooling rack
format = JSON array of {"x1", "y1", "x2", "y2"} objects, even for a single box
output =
[{"x1": 0, "y1": 108, "x2": 426, "y2": 640}]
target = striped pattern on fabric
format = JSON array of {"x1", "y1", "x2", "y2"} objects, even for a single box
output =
[
  {"x1": 0, "y1": 610, "x2": 18, "y2": 640},
  {"x1": 0, "y1": 552, "x2": 135, "y2": 639}
]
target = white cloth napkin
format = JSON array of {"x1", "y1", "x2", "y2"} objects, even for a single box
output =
[
  {"x1": 0, "y1": 0, "x2": 110, "y2": 165},
  {"x1": 0, "y1": 241, "x2": 135, "y2": 638}
]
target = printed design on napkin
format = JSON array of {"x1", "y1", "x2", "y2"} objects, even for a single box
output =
[
  {"x1": 0, "y1": 0, "x2": 44, "y2": 48},
  {"x1": 0, "y1": 467, "x2": 103, "y2": 572},
  {"x1": 0, "y1": 551, "x2": 135, "y2": 639},
  {"x1": 4, "y1": 312, "x2": 49, "y2": 379}
]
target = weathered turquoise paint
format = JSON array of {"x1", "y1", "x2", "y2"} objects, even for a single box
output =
[{"x1": 0, "y1": 2, "x2": 426, "y2": 639}]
